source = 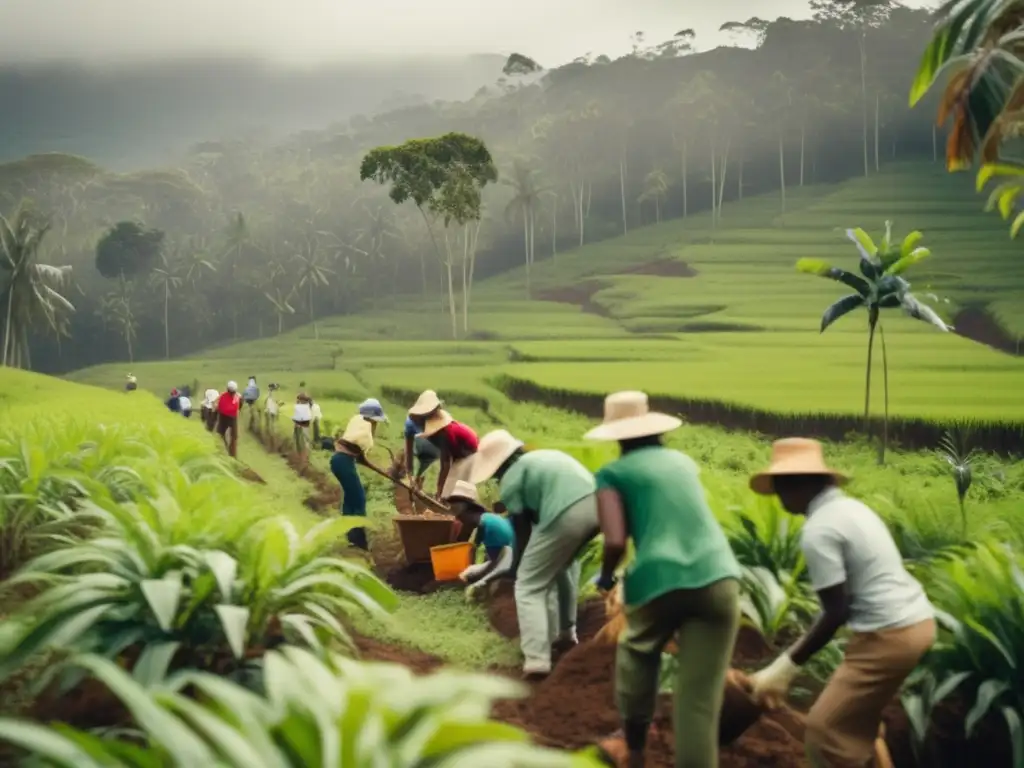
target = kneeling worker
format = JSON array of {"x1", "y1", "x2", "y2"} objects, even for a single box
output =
[{"x1": 448, "y1": 480, "x2": 515, "y2": 600}]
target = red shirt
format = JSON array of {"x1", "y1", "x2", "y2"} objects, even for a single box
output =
[
  {"x1": 218, "y1": 391, "x2": 241, "y2": 417},
  {"x1": 441, "y1": 421, "x2": 478, "y2": 460}
]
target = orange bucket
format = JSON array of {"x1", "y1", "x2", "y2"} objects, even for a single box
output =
[{"x1": 429, "y1": 541, "x2": 473, "y2": 581}]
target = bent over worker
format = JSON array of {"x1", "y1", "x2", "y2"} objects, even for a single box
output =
[
  {"x1": 471, "y1": 430, "x2": 598, "y2": 680},
  {"x1": 329, "y1": 415, "x2": 384, "y2": 552},
  {"x1": 587, "y1": 391, "x2": 741, "y2": 768},
  {"x1": 419, "y1": 408, "x2": 479, "y2": 501},
  {"x1": 747, "y1": 438, "x2": 935, "y2": 768}
]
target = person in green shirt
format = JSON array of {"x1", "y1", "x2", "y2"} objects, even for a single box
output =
[
  {"x1": 587, "y1": 391, "x2": 741, "y2": 768},
  {"x1": 470, "y1": 429, "x2": 599, "y2": 680}
]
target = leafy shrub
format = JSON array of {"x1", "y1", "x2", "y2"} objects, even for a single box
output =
[{"x1": 0, "y1": 649, "x2": 603, "y2": 766}]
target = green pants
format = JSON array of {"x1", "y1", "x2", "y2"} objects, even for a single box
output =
[{"x1": 616, "y1": 578, "x2": 740, "y2": 768}]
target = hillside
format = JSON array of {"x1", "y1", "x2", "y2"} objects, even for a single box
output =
[{"x1": 68, "y1": 164, "x2": 1024, "y2": 452}]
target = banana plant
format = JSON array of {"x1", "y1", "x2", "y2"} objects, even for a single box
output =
[
  {"x1": 0, "y1": 649, "x2": 605, "y2": 767},
  {"x1": 976, "y1": 162, "x2": 1024, "y2": 239},
  {"x1": 796, "y1": 222, "x2": 950, "y2": 464}
]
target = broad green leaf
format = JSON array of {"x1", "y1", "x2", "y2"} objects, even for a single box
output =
[
  {"x1": 140, "y1": 574, "x2": 184, "y2": 632},
  {"x1": 0, "y1": 719, "x2": 105, "y2": 767},
  {"x1": 900, "y1": 231, "x2": 924, "y2": 258},
  {"x1": 161, "y1": 694, "x2": 275, "y2": 768},
  {"x1": 884, "y1": 248, "x2": 932, "y2": 276},
  {"x1": 214, "y1": 604, "x2": 250, "y2": 659},
  {"x1": 845, "y1": 227, "x2": 877, "y2": 258},
  {"x1": 1011, "y1": 210, "x2": 1024, "y2": 239},
  {"x1": 132, "y1": 641, "x2": 181, "y2": 688},
  {"x1": 966, "y1": 678, "x2": 1009, "y2": 736},
  {"x1": 203, "y1": 550, "x2": 238, "y2": 601},
  {"x1": 1001, "y1": 706, "x2": 1024, "y2": 768},
  {"x1": 820, "y1": 294, "x2": 864, "y2": 332},
  {"x1": 977, "y1": 162, "x2": 1024, "y2": 191},
  {"x1": 795, "y1": 259, "x2": 871, "y2": 296}
]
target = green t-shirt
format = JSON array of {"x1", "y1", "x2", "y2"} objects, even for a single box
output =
[
  {"x1": 595, "y1": 446, "x2": 740, "y2": 606},
  {"x1": 499, "y1": 450, "x2": 596, "y2": 531}
]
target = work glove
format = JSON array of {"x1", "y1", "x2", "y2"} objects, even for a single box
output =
[
  {"x1": 747, "y1": 653, "x2": 801, "y2": 707},
  {"x1": 590, "y1": 573, "x2": 617, "y2": 594},
  {"x1": 464, "y1": 581, "x2": 486, "y2": 602}
]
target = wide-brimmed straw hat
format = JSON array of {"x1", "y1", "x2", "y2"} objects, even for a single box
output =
[
  {"x1": 583, "y1": 391, "x2": 682, "y2": 442},
  {"x1": 358, "y1": 398, "x2": 388, "y2": 423},
  {"x1": 469, "y1": 429, "x2": 525, "y2": 484},
  {"x1": 418, "y1": 409, "x2": 454, "y2": 439},
  {"x1": 448, "y1": 480, "x2": 479, "y2": 503},
  {"x1": 339, "y1": 414, "x2": 374, "y2": 454},
  {"x1": 749, "y1": 438, "x2": 848, "y2": 495},
  {"x1": 409, "y1": 390, "x2": 442, "y2": 417}
]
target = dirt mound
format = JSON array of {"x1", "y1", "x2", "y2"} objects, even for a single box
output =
[
  {"x1": 622, "y1": 259, "x2": 697, "y2": 278},
  {"x1": 486, "y1": 580, "x2": 610, "y2": 645},
  {"x1": 354, "y1": 635, "x2": 444, "y2": 674}
]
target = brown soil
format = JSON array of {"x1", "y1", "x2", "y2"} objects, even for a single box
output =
[
  {"x1": 354, "y1": 635, "x2": 445, "y2": 674},
  {"x1": 953, "y1": 307, "x2": 1023, "y2": 356},
  {"x1": 237, "y1": 466, "x2": 266, "y2": 484},
  {"x1": 486, "y1": 580, "x2": 610, "y2": 645},
  {"x1": 537, "y1": 281, "x2": 608, "y2": 316},
  {"x1": 621, "y1": 259, "x2": 698, "y2": 278}
]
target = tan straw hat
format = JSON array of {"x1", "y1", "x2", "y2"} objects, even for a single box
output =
[
  {"x1": 409, "y1": 390, "x2": 442, "y2": 417},
  {"x1": 469, "y1": 429, "x2": 525, "y2": 484},
  {"x1": 749, "y1": 438, "x2": 849, "y2": 495},
  {"x1": 584, "y1": 391, "x2": 682, "y2": 442},
  {"x1": 448, "y1": 480, "x2": 479, "y2": 503},
  {"x1": 418, "y1": 409, "x2": 454, "y2": 438},
  {"x1": 340, "y1": 414, "x2": 374, "y2": 454}
]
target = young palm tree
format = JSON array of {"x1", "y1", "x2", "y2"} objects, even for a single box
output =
[
  {"x1": 638, "y1": 169, "x2": 670, "y2": 223},
  {"x1": 797, "y1": 222, "x2": 950, "y2": 463},
  {"x1": 99, "y1": 290, "x2": 138, "y2": 363},
  {"x1": 503, "y1": 159, "x2": 546, "y2": 299},
  {"x1": 149, "y1": 254, "x2": 183, "y2": 359},
  {"x1": 0, "y1": 203, "x2": 75, "y2": 369},
  {"x1": 264, "y1": 287, "x2": 296, "y2": 335},
  {"x1": 293, "y1": 244, "x2": 332, "y2": 341}
]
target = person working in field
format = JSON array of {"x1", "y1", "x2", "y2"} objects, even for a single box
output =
[
  {"x1": 310, "y1": 396, "x2": 324, "y2": 443},
  {"x1": 178, "y1": 390, "x2": 192, "y2": 418},
  {"x1": 243, "y1": 376, "x2": 260, "y2": 428},
  {"x1": 471, "y1": 429, "x2": 599, "y2": 680},
  {"x1": 747, "y1": 438, "x2": 935, "y2": 768},
  {"x1": 402, "y1": 392, "x2": 443, "y2": 491},
  {"x1": 166, "y1": 388, "x2": 182, "y2": 414},
  {"x1": 125, "y1": 373, "x2": 137, "y2": 392},
  {"x1": 358, "y1": 397, "x2": 389, "y2": 428},
  {"x1": 587, "y1": 390, "x2": 741, "y2": 768},
  {"x1": 292, "y1": 393, "x2": 313, "y2": 460},
  {"x1": 413, "y1": 399, "x2": 479, "y2": 500},
  {"x1": 216, "y1": 381, "x2": 242, "y2": 458},
  {"x1": 202, "y1": 388, "x2": 219, "y2": 431},
  {"x1": 447, "y1": 480, "x2": 516, "y2": 600},
  {"x1": 329, "y1": 414, "x2": 388, "y2": 552},
  {"x1": 264, "y1": 383, "x2": 280, "y2": 433}
]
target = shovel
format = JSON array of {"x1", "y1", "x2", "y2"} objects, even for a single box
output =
[{"x1": 363, "y1": 445, "x2": 453, "y2": 516}]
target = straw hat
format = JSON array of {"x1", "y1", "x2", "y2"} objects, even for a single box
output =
[
  {"x1": 339, "y1": 414, "x2": 374, "y2": 454},
  {"x1": 358, "y1": 398, "x2": 389, "y2": 423},
  {"x1": 469, "y1": 429, "x2": 525, "y2": 484},
  {"x1": 749, "y1": 438, "x2": 848, "y2": 495},
  {"x1": 226, "y1": 380, "x2": 238, "y2": 393},
  {"x1": 418, "y1": 409, "x2": 454, "y2": 439},
  {"x1": 583, "y1": 391, "x2": 682, "y2": 441},
  {"x1": 409, "y1": 390, "x2": 442, "y2": 417},
  {"x1": 448, "y1": 480, "x2": 479, "y2": 503}
]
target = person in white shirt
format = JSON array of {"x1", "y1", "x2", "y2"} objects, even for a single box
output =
[
  {"x1": 747, "y1": 438, "x2": 935, "y2": 768},
  {"x1": 310, "y1": 397, "x2": 323, "y2": 442},
  {"x1": 264, "y1": 384, "x2": 280, "y2": 433},
  {"x1": 179, "y1": 393, "x2": 192, "y2": 418},
  {"x1": 292, "y1": 393, "x2": 313, "y2": 459},
  {"x1": 201, "y1": 389, "x2": 219, "y2": 432}
]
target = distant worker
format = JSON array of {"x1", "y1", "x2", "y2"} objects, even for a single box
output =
[
  {"x1": 265, "y1": 383, "x2": 280, "y2": 433},
  {"x1": 404, "y1": 390, "x2": 443, "y2": 492},
  {"x1": 311, "y1": 397, "x2": 324, "y2": 443},
  {"x1": 471, "y1": 429, "x2": 598, "y2": 680},
  {"x1": 179, "y1": 391, "x2": 192, "y2": 419},
  {"x1": 166, "y1": 388, "x2": 182, "y2": 414},
  {"x1": 201, "y1": 388, "x2": 219, "y2": 431},
  {"x1": 125, "y1": 373, "x2": 137, "y2": 392},
  {"x1": 217, "y1": 381, "x2": 242, "y2": 458},
  {"x1": 411, "y1": 392, "x2": 479, "y2": 500},
  {"x1": 448, "y1": 480, "x2": 516, "y2": 601},
  {"x1": 243, "y1": 376, "x2": 260, "y2": 429},
  {"x1": 292, "y1": 393, "x2": 313, "y2": 460},
  {"x1": 747, "y1": 438, "x2": 935, "y2": 768}
]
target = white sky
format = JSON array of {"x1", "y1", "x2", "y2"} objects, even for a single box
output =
[{"x1": 0, "y1": 0, "x2": 934, "y2": 67}]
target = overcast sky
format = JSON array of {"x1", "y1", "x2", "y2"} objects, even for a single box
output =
[{"x1": 0, "y1": 0, "x2": 934, "y2": 67}]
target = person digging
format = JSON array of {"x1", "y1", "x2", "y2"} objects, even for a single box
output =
[
  {"x1": 216, "y1": 381, "x2": 242, "y2": 459},
  {"x1": 746, "y1": 438, "x2": 935, "y2": 768},
  {"x1": 403, "y1": 412, "x2": 442, "y2": 491},
  {"x1": 585, "y1": 390, "x2": 741, "y2": 768},
  {"x1": 470, "y1": 429, "x2": 599, "y2": 681},
  {"x1": 264, "y1": 383, "x2": 280, "y2": 435},
  {"x1": 201, "y1": 388, "x2": 219, "y2": 432},
  {"x1": 416, "y1": 402, "x2": 479, "y2": 502},
  {"x1": 292, "y1": 393, "x2": 313, "y2": 461},
  {"x1": 329, "y1": 414, "x2": 388, "y2": 553},
  {"x1": 447, "y1": 480, "x2": 516, "y2": 601}
]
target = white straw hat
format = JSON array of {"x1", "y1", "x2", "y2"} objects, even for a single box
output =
[
  {"x1": 340, "y1": 414, "x2": 374, "y2": 454},
  {"x1": 469, "y1": 429, "x2": 525, "y2": 484},
  {"x1": 418, "y1": 409, "x2": 454, "y2": 438},
  {"x1": 409, "y1": 390, "x2": 442, "y2": 417},
  {"x1": 226, "y1": 381, "x2": 238, "y2": 393},
  {"x1": 583, "y1": 391, "x2": 682, "y2": 441},
  {"x1": 448, "y1": 480, "x2": 479, "y2": 503},
  {"x1": 749, "y1": 438, "x2": 848, "y2": 495}
]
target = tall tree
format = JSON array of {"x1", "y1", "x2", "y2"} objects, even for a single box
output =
[
  {"x1": 503, "y1": 159, "x2": 546, "y2": 298},
  {"x1": 148, "y1": 254, "x2": 183, "y2": 359}
]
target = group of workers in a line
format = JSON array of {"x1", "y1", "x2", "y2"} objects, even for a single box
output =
[{"x1": 329, "y1": 387, "x2": 935, "y2": 768}]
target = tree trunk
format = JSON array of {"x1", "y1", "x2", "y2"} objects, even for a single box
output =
[
  {"x1": 278, "y1": 312, "x2": 284, "y2": 335},
  {"x1": 709, "y1": 143, "x2": 717, "y2": 227},
  {"x1": 164, "y1": 284, "x2": 170, "y2": 360},
  {"x1": 779, "y1": 133, "x2": 787, "y2": 213},
  {"x1": 655, "y1": 197, "x2": 660, "y2": 223},
  {"x1": 738, "y1": 157, "x2": 744, "y2": 200},
  {"x1": 523, "y1": 211, "x2": 531, "y2": 298},
  {"x1": 682, "y1": 142, "x2": 688, "y2": 218},
  {"x1": 308, "y1": 281, "x2": 318, "y2": 340},
  {"x1": 443, "y1": 229, "x2": 458, "y2": 339},
  {"x1": 551, "y1": 194, "x2": 558, "y2": 260},
  {"x1": 126, "y1": 328, "x2": 134, "y2": 363},
  {"x1": 2, "y1": 285, "x2": 15, "y2": 367},
  {"x1": 461, "y1": 230, "x2": 469, "y2": 334},
  {"x1": 859, "y1": 32, "x2": 869, "y2": 177},
  {"x1": 800, "y1": 123, "x2": 806, "y2": 187},
  {"x1": 874, "y1": 91, "x2": 880, "y2": 172},
  {"x1": 864, "y1": 309, "x2": 878, "y2": 439},
  {"x1": 717, "y1": 141, "x2": 730, "y2": 221},
  {"x1": 619, "y1": 153, "x2": 628, "y2": 235},
  {"x1": 879, "y1": 322, "x2": 889, "y2": 465}
]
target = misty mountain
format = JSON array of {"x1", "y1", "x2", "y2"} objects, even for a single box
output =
[{"x1": 0, "y1": 54, "x2": 506, "y2": 169}]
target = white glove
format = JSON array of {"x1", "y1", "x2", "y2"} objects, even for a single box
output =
[
  {"x1": 465, "y1": 582, "x2": 485, "y2": 602},
  {"x1": 748, "y1": 653, "x2": 800, "y2": 705}
]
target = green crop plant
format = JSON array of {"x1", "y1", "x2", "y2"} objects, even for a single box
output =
[
  {"x1": 0, "y1": 492, "x2": 397, "y2": 690},
  {"x1": 738, "y1": 565, "x2": 816, "y2": 647},
  {"x1": 0, "y1": 649, "x2": 603, "y2": 767},
  {"x1": 938, "y1": 425, "x2": 977, "y2": 538},
  {"x1": 797, "y1": 222, "x2": 950, "y2": 464}
]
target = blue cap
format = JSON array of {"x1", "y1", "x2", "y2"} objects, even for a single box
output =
[{"x1": 358, "y1": 398, "x2": 388, "y2": 423}]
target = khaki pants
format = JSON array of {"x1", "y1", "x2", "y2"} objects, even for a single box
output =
[
  {"x1": 441, "y1": 454, "x2": 477, "y2": 499},
  {"x1": 514, "y1": 494, "x2": 599, "y2": 673},
  {"x1": 806, "y1": 618, "x2": 936, "y2": 767},
  {"x1": 616, "y1": 578, "x2": 740, "y2": 768}
]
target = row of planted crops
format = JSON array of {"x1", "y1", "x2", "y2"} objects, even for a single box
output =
[{"x1": 0, "y1": 373, "x2": 1021, "y2": 766}]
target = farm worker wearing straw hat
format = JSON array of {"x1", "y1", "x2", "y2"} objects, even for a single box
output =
[
  {"x1": 330, "y1": 414, "x2": 382, "y2": 552},
  {"x1": 416, "y1": 401, "x2": 479, "y2": 501},
  {"x1": 747, "y1": 438, "x2": 935, "y2": 768},
  {"x1": 216, "y1": 381, "x2": 242, "y2": 458},
  {"x1": 402, "y1": 391, "x2": 443, "y2": 491},
  {"x1": 202, "y1": 388, "x2": 219, "y2": 431},
  {"x1": 587, "y1": 391, "x2": 741, "y2": 768},
  {"x1": 358, "y1": 397, "x2": 389, "y2": 428},
  {"x1": 471, "y1": 429, "x2": 599, "y2": 680},
  {"x1": 447, "y1": 480, "x2": 516, "y2": 600}
]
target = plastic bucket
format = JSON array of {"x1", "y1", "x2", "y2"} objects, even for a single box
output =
[{"x1": 430, "y1": 541, "x2": 473, "y2": 581}]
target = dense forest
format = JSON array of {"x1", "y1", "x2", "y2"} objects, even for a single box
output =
[{"x1": 0, "y1": 3, "x2": 949, "y2": 374}]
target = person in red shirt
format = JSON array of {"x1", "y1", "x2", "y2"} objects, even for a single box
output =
[
  {"x1": 419, "y1": 409, "x2": 479, "y2": 500},
  {"x1": 217, "y1": 380, "x2": 242, "y2": 458}
]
